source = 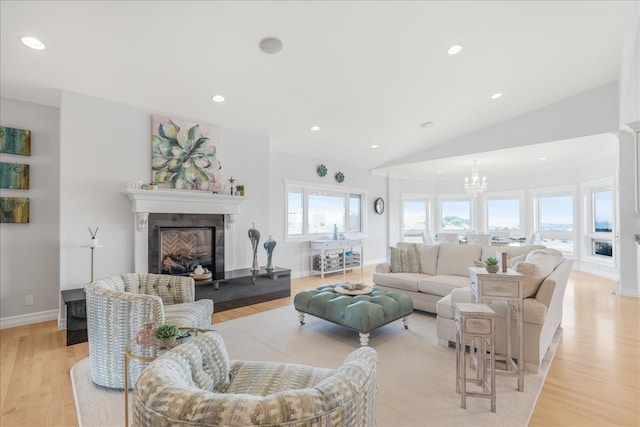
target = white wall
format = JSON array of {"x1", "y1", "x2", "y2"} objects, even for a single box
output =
[{"x1": 0, "y1": 98, "x2": 60, "y2": 327}]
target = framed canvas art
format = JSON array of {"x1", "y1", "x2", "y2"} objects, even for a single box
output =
[
  {"x1": 151, "y1": 115, "x2": 222, "y2": 191},
  {"x1": 0, "y1": 162, "x2": 29, "y2": 189},
  {"x1": 0, "y1": 126, "x2": 31, "y2": 156},
  {"x1": 0, "y1": 197, "x2": 30, "y2": 223}
]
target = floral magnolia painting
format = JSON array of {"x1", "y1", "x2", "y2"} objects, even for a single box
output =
[{"x1": 151, "y1": 115, "x2": 222, "y2": 191}]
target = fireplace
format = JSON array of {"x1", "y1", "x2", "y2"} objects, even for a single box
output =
[{"x1": 148, "y1": 213, "x2": 224, "y2": 276}]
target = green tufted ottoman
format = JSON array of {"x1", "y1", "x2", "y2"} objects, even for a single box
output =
[{"x1": 294, "y1": 283, "x2": 414, "y2": 345}]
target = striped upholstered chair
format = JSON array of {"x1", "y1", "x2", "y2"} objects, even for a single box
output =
[
  {"x1": 85, "y1": 273, "x2": 213, "y2": 389},
  {"x1": 133, "y1": 331, "x2": 378, "y2": 427}
]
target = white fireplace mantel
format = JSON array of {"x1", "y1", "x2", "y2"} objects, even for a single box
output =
[{"x1": 122, "y1": 188, "x2": 245, "y2": 231}]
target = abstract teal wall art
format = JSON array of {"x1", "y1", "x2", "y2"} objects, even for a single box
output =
[
  {"x1": 0, "y1": 197, "x2": 30, "y2": 223},
  {"x1": 0, "y1": 162, "x2": 30, "y2": 189},
  {"x1": 0, "y1": 126, "x2": 31, "y2": 156}
]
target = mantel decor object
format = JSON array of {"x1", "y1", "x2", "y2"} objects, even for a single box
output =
[
  {"x1": 248, "y1": 223, "x2": 261, "y2": 272},
  {"x1": 264, "y1": 235, "x2": 276, "y2": 271}
]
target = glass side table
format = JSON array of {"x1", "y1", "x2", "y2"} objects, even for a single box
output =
[{"x1": 123, "y1": 327, "x2": 214, "y2": 427}]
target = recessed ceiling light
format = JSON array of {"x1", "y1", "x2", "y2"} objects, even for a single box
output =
[
  {"x1": 420, "y1": 121, "x2": 434, "y2": 128},
  {"x1": 259, "y1": 36, "x2": 284, "y2": 54},
  {"x1": 436, "y1": 169, "x2": 443, "y2": 173},
  {"x1": 539, "y1": 156, "x2": 548, "y2": 161},
  {"x1": 211, "y1": 95, "x2": 225, "y2": 103},
  {"x1": 491, "y1": 92, "x2": 503, "y2": 100},
  {"x1": 310, "y1": 126, "x2": 320, "y2": 131},
  {"x1": 447, "y1": 44, "x2": 462, "y2": 55},
  {"x1": 20, "y1": 36, "x2": 45, "y2": 50},
  {"x1": 371, "y1": 144, "x2": 379, "y2": 149}
]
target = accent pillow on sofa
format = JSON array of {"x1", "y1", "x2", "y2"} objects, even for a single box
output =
[
  {"x1": 389, "y1": 245, "x2": 421, "y2": 273},
  {"x1": 416, "y1": 244, "x2": 439, "y2": 275},
  {"x1": 513, "y1": 248, "x2": 564, "y2": 297},
  {"x1": 436, "y1": 244, "x2": 483, "y2": 276}
]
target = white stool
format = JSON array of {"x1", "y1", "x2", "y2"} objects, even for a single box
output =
[{"x1": 455, "y1": 302, "x2": 496, "y2": 412}]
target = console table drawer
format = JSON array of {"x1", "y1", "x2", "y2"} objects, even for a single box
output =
[{"x1": 480, "y1": 281, "x2": 521, "y2": 298}]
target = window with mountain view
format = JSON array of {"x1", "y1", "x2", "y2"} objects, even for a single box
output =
[
  {"x1": 441, "y1": 200, "x2": 471, "y2": 230},
  {"x1": 487, "y1": 198, "x2": 520, "y2": 231},
  {"x1": 403, "y1": 199, "x2": 430, "y2": 242},
  {"x1": 535, "y1": 192, "x2": 575, "y2": 255},
  {"x1": 590, "y1": 189, "x2": 613, "y2": 258}
]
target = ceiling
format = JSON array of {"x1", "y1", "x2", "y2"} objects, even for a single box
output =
[{"x1": 0, "y1": 1, "x2": 633, "y2": 176}]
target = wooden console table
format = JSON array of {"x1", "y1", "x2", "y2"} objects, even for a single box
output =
[
  {"x1": 309, "y1": 239, "x2": 363, "y2": 278},
  {"x1": 469, "y1": 267, "x2": 525, "y2": 392}
]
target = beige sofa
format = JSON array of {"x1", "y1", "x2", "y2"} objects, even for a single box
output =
[
  {"x1": 373, "y1": 243, "x2": 545, "y2": 313},
  {"x1": 436, "y1": 249, "x2": 572, "y2": 373}
]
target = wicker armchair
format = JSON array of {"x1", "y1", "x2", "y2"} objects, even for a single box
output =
[
  {"x1": 133, "y1": 331, "x2": 378, "y2": 427},
  {"x1": 85, "y1": 273, "x2": 213, "y2": 389}
]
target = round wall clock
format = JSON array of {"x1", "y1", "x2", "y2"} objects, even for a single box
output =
[
  {"x1": 316, "y1": 164, "x2": 328, "y2": 177},
  {"x1": 374, "y1": 197, "x2": 385, "y2": 215},
  {"x1": 335, "y1": 171, "x2": 345, "y2": 183}
]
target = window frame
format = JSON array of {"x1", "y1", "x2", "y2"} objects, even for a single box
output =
[
  {"x1": 582, "y1": 178, "x2": 615, "y2": 266},
  {"x1": 483, "y1": 191, "x2": 525, "y2": 237},
  {"x1": 531, "y1": 185, "x2": 577, "y2": 257},
  {"x1": 401, "y1": 193, "x2": 433, "y2": 242},
  {"x1": 437, "y1": 194, "x2": 474, "y2": 233},
  {"x1": 284, "y1": 179, "x2": 368, "y2": 242}
]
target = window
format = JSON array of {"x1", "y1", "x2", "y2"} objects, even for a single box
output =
[
  {"x1": 285, "y1": 181, "x2": 366, "y2": 239},
  {"x1": 588, "y1": 187, "x2": 614, "y2": 259},
  {"x1": 487, "y1": 198, "x2": 520, "y2": 231},
  {"x1": 440, "y1": 200, "x2": 471, "y2": 231},
  {"x1": 287, "y1": 190, "x2": 303, "y2": 235},
  {"x1": 402, "y1": 197, "x2": 430, "y2": 242},
  {"x1": 533, "y1": 189, "x2": 576, "y2": 255}
]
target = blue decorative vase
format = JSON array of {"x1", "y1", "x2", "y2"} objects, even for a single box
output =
[{"x1": 264, "y1": 235, "x2": 277, "y2": 271}]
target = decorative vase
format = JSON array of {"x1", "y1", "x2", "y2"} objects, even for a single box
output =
[
  {"x1": 248, "y1": 223, "x2": 261, "y2": 272},
  {"x1": 135, "y1": 322, "x2": 155, "y2": 346},
  {"x1": 264, "y1": 235, "x2": 276, "y2": 271},
  {"x1": 156, "y1": 336, "x2": 177, "y2": 349},
  {"x1": 332, "y1": 224, "x2": 339, "y2": 240},
  {"x1": 486, "y1": 264, "x2": 499, "y2": 273}
]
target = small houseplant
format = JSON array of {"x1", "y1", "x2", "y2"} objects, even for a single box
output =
[
  {"x1": 154, "y1": 323, "x2": 180, "y2": 348},
  {"x1": 485, "y1": 257, "x2": 499, "y2": 273},
  {"x1": 148, "y1": 181, "x2": 159, "y2": 191}
]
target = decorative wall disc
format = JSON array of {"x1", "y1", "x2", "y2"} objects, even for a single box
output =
[
  {"x1": 335, "y1": 171, "x2": 345, "y2": 183},
  {"x1": 316, "y1": 164, "x2": 327, "y2": 177}
]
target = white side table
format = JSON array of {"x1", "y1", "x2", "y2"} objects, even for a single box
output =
[{"x1": 469, "y1": 267, "x2": 525, "y2": 392}]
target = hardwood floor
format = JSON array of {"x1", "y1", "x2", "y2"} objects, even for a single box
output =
[{"x1": 1, "y1": 266, "x2": 638, "y2": 426}]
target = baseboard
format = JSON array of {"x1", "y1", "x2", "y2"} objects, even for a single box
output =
[
  {"x1": 616, "y1": 288, "x2": 640, "y2": 298},
  {"x1": 0, "y1": 309, "x2": 59, "y2": 330}
]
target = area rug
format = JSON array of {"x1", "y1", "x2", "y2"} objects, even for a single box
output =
[{"x1": 71, "y1": 306, "x2": 559, "y2": 427}]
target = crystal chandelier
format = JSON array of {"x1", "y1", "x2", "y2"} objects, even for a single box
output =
[{"x1": 464, "y1": 161, "x2": 487, "y2": 197}]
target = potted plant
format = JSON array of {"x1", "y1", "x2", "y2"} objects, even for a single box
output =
[
  {"x1": 148, "y1": 181, "x2": 159, "y2": 191},
  {"x1": 485, "y1": 257, "x2": 499, "y2": 273},
  {"x1": 154, "y1": 323, "x2": 180, "y2": 348}
]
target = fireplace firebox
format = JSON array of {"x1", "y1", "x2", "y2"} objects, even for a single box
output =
[{"x1": 148, "y1": 213, "x2": 224, "y2": 276}]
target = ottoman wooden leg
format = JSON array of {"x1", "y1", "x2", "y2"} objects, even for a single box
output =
[
  {"x1": 402, "y1": 317, "x2": 409, "y2": 329},
  {"x1": 359, "y1": 332, "x2": 370, "y2": 346},
  {"x1": 297, "y1": 311, "x2": 305, "y2": 325}
]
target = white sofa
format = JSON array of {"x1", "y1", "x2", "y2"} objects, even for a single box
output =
[{"x1": 373, "y1": 243, "x2": 545, "y2": 313}]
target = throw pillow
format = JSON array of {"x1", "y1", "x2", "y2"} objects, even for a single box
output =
[
  {"x1": 402, "y1": 245, "x2": 421, "y2": 273},
  {"x1": 416, "y1": 244, "x2": 439, "y2": 275},
  {"x1": 514, "y1": 249, "x2": 564, "y2": 297},
  {"x1": 389, "y1": 247, "x2": 404, "y2": 272}
]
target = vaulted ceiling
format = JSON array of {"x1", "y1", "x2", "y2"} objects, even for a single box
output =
[{"x1": 0, "y1": 1, "x2": 633, "y2": 176}]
